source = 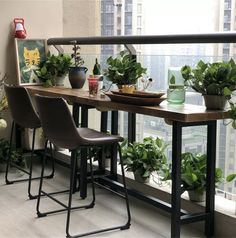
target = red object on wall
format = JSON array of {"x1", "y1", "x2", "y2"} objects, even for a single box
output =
[{"x1": 14, "y1": 18, "x2": 27, "y2": 39}]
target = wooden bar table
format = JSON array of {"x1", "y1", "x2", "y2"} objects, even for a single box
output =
[{"x1": 26, "y1": 85, "x2": 229, "y2": 238}]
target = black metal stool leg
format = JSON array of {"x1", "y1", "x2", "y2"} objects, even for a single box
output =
[
  {"x1": 89, "y1": 157, "x2": 95, "y2": 206},
  {"x1": 66, "y1": 150, "x2": 77, "y2": 238},
  {"x1": 118, "y1": 143, "x2": 131, "y2": 229},
  {"x1": 28, "y1": 128, "x2": 37, "y2": 199},
  {"x1": 36, "y1": 140, "x2": 48, "y2": 218},
  {"x1": 5, "y1": 121, "x2": 15, "y2": 185},
  {"x1": 47, "y1": 142, "x2": 55, "y2": 179}
]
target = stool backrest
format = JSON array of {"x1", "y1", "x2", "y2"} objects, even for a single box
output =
[
  {"x1": 4, "y1": 85, "x2": 40, "y2": 128},
  {"x1": 35, "y1": 94, "x2": 80, "y2": 149}
]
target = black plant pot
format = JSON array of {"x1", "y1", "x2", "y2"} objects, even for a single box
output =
[{"x1": 69, "y1": 66, "x2": 88, "y2": 89}]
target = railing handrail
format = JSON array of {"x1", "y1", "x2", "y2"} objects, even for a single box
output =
[{"x1": 47, "y1": 32, "x2": 236, "y2": 45}]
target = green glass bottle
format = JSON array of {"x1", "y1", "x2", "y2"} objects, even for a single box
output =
[{"x1": 93, "y1": 58, "x2": 101, "y2": 75}]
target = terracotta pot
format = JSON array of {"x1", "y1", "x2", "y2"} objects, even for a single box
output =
[
  {"x1": 203, "y1": 95, "x2": 227, "y2": 110},
  {"x1": 133, "y1": 171, "x2": 150, "y2": 183},
  {"x1": 69, "y1": 66, "x2": 88, "y2": 89}
]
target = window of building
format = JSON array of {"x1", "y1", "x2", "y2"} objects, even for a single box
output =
[
  {"x1": 137, "y1": 16, "x2": 141, "y2": 26},
  {"x1": 137, "y1": 4, "x2": 142, "y2": 14}
]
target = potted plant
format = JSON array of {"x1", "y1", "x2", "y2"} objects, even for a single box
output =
[
  {"x1": 0, "y1": 73, "x2": 7, "y2": 129},
  {"x1": 104, "y1": 51, "x2": 147, "y2": 93},
  {"x1": 161, "y1": 152, "x2": 224, "y2": 202},
  {"x1": 69, "y1": 44, "x2": 88, "y2": 89},
  {"x1": 35, "y1": 53, "x2": 72, "y2": 87},
  {"x1": 181, "y1": 59, "x2": 236, "y2": 108},
  {"x1": 121, "y1": 136, "x2": 168, "y2": 183},
  {"x1": 0, "y1": 139, "x2": 25, "y2": 172}
]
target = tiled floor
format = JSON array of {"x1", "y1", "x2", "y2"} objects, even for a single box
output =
[{"x1": 0, "y1": 163, "x2": 204, "y2": 238}]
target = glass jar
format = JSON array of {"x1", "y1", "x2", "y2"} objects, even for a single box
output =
[{"x1": 167, "y1": 85, "x2": 185, "y2": 104}]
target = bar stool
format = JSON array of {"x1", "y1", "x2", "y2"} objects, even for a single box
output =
[
  {"x1": 35, "y1": 94, "x2": 131, "y2": 238},
  {"x1": 4, "y1": 85, "x2": 55, "y2": 199}
]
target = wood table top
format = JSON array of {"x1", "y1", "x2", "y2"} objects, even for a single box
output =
[{"x1": 26, "y1": 86, "x2": 229, "y2": 123}]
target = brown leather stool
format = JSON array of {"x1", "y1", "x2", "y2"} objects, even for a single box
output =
[
  {"x1": 35, "y1": 94, "x2": 131, "y2": 238},
  {"x1": 4, "y1": 85, "x2": 55, "y2": 199}
]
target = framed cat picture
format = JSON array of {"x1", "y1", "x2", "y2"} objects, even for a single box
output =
[{"x1": 15, "y1": 38, "x2": 47, "y2": 85}]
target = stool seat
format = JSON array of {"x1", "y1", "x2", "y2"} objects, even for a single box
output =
[{"x1": 78, "y1": 128, "x2": 124, "y2": 145}]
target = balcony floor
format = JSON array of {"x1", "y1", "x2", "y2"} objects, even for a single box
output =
[{"x1": 0, "y1": 163, "x2": 204, "y2": 238}]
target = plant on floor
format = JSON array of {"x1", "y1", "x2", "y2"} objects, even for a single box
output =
[
  {"x1": 104, "y1": 51, "x2": 147, "y2": 91},
  {"x1": 161, "y1": 152, "x2": 224, "y2": 201},
  {"x1": 0, "y1": 73, "x2": 8, "y2": 129},
  {"x1": 0, "y1": 138, "x2": 25, "y2": 169},
  {"x1": 35, "y1": 53, "x2": 72, "y2": 87},
  {"x1": 181, "y1": 59, "x2": 236, "y2": 128},
  {"x1": 121, "y1": 136, "x2": 168, "y2": 183}
]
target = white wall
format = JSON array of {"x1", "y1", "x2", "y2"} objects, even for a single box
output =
[{"x1": 0, "y1": 0, "x2": 63, "y2": 138}]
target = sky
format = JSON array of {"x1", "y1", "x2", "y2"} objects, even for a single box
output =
[{"x1": 143, "y1": 0, "x2": 218, "y2": 34}]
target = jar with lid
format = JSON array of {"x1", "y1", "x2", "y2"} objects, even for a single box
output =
[{"x1": 167, "y1": 85, "x2": 185, "y2": 104}]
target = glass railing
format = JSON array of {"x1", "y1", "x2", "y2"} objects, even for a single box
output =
[{"x1": 52, "y1": 48, "x2": 236, "y2": 204}]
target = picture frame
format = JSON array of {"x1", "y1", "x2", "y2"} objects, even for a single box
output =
[{"x1": 15, "y1": 38, "x2": 47, "y2": 85}]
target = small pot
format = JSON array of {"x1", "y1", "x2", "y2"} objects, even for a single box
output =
[
  {"x1": 188, "y1": 190, "x2": 206, "y2": 202},
  {"x1": 203, "y1": 95, "x2": 227, "y2": 110},
  {"x1": 133, "y1": 171, "x2": 150, "y2": 183},
  {"x1": 56, "y1": 75, "x2": 66, "y2": 86},
  {"x1": 118, "y1": 84, "x2": 135, "y2": 93},
  {"x1": 69, "y1": 66, "x2": 88, "y2": 89}
]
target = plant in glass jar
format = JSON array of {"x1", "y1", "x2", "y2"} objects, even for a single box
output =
[{"x1": 104, "y1": 51, "x2": 147, "y2": 93}]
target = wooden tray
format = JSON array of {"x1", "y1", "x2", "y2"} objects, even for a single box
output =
[
  {"x1": 111, "y1": 90, "x2": 165, "y2": 98},
  {"x1": 106, "y1": 92, "x2": 166, "y2": 106}
]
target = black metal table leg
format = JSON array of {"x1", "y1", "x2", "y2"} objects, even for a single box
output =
[
  {"x1": 110, "y1": 111, "x2": 118, "y2": 178},
  {"x1": 171, "y1": 121, "x2": 182, "y2": 238},
  {"x1": 99, "y1": 111, "x2": 108, "y2": 170},
  {"x1": 205, "y1": 120, "x2": 217, "y2": 237},
  {"x1": 72, "y1": 103, "x2": 80, "y2": 127},
  {"x1": 128, "y1": 112, "x2": 136, "y2": 143},
  {"x1": 80, "y1": 105, "x2": 89, "y2": 199}
]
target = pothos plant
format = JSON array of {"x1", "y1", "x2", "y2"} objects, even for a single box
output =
[
  {"x1": 161, "y1": 152, "x2": 224, "y2": 196},
  {"x1": 121, "y1": 136, "x2": 168, "y2": 180},
  {"x1": 181, "y1": 59, "x2": 236, "y2": 128},
  {"x1": 104, "y1": 51, "x2": 147, "y2": 85}
]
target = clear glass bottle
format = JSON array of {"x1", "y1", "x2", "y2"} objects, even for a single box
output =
[{"x1": 167, "y1": 85, "x2": 185, "y2": 104}]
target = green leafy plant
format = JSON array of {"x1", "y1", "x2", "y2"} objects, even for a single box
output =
[
  {"x1": 121, "y1": 136, "x2": 168, "y2": 179},
  {"x1": 35, "y1": 53, "x2": 72, "y2": 87},
  {"x1": 0, "y1": 139, "x2": 25, "y2": 167},
  {"x1": 104, "y1": 51, "x2": 147, "y2": 85},
  {"x1": 161, "y1": 152, "x2": 224, "y2": 195},
  {"x1": 181, "y1": 59, "x2": 236, "y2": 128}
]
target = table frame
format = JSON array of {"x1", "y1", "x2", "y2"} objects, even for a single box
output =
[{"x1": 26, "y1": 86, "x2": 226, "y2": 237}]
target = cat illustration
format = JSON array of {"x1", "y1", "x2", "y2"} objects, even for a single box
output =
[
  {"x1": 24, "y1": 47, "x2": 40, "y2": 66},
  {"x1": 21, "y1": 47, "x2": 41, "y2": 83}
]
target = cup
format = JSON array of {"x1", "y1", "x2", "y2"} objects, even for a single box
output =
[{"x1": 88, "y1": 76, "x2": 99, "y2": 97}]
